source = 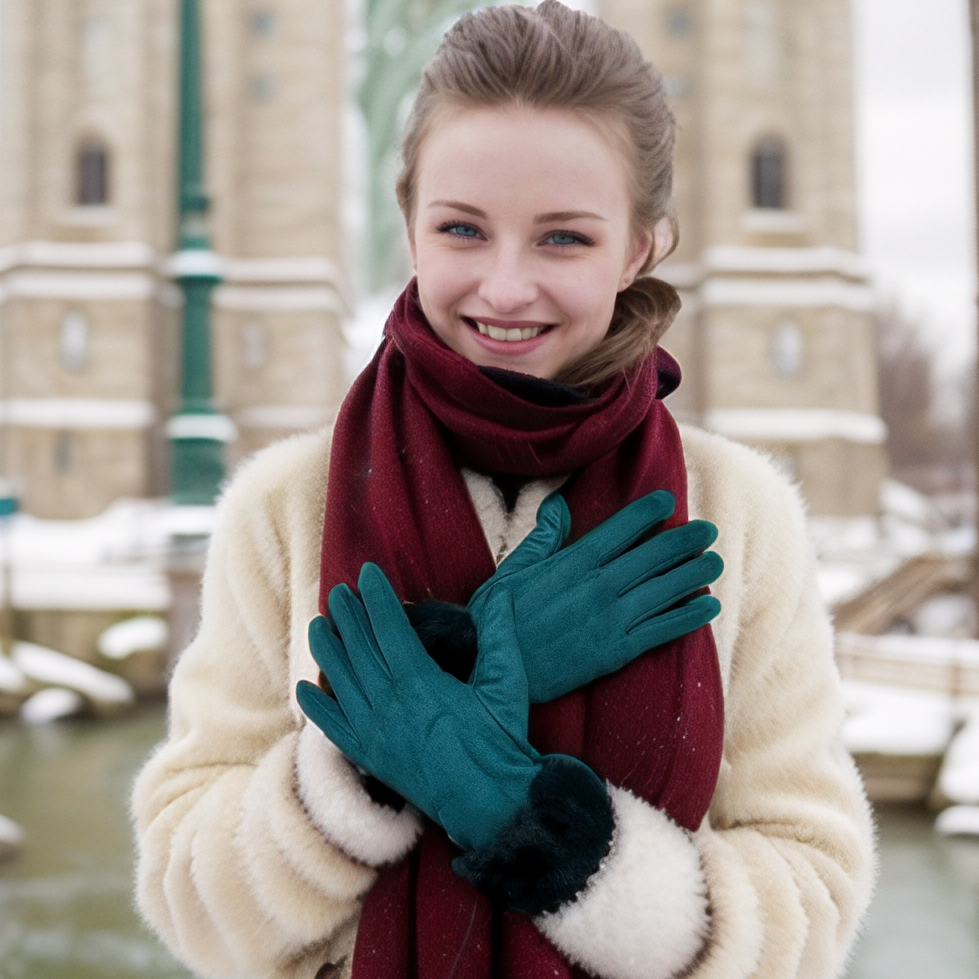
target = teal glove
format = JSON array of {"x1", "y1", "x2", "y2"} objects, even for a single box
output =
[
  {"x1": 296, "y1": 562, "x2": 597, "y2": 852},
  {"x1": 468, "y1": 491, "x2": 723, "y2": 703}
]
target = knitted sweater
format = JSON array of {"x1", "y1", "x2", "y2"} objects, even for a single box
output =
[{"x1": 132, "y1": 424, "x2": 875, "y2": 979}]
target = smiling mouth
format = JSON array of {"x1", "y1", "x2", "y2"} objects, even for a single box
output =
[{"x1": 464, "y1": 317, "x2": 551, "y2": 342}]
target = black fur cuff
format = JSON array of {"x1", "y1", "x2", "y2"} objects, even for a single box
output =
[{"x1": 453, "y1": 755, "x2": 614, "y2": 915}]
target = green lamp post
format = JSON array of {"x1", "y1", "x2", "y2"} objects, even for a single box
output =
[{"x1": 167, "y1": 0, "x2": 235, "y2": 505}]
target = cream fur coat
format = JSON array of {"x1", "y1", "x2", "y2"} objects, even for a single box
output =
[{"x1": 132, "y1": 424, "x2": 875, "y2": 979}]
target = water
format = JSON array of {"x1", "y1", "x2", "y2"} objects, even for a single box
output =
[
  {"x1": 0, "y1": 707, "x2": 192, "y2": 979},
  {"x1": 847, "y1": 803, "x2": 979, "y2": 978},
  {"x1": 1, "y1": 706, "x2": 978, "y2": 978}
]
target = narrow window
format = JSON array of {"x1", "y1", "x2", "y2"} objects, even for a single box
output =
[
  {"x1": 61, "y1": 311, "x2": 89, "y2": 372},
  {"x1": 771, "y1": 320, "x2": 804, "y2": 377},
  {"x1": 751, "y1": 136, "x2": 787, "y2": 209},
  {"x1": 77, "y1": 142, "x2": 110, "y2": 206}
]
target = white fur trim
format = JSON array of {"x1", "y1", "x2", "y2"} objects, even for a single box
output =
[
  {"x1": 536, "y1": 786, "x2": 710, "y2": 979},
  {"x1": 295, "y1": 722, "x2": 423, "y2": 867},
  {"x1": 462, "y1": 469, "x2": 567, "y2": 565}
]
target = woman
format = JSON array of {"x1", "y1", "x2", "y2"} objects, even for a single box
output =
[{"x1": 133, "y1": 5, "x2": 875, "y2": 978}]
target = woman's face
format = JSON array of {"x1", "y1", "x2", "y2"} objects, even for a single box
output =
[{"x1": 408, "y1": 105, "x2": 651, "y2": 381}]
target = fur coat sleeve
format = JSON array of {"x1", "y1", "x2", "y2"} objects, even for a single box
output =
[
  {"x1": 132, "y1": 425, "x2": 875, "y2": 979},
  {"x1": 525, "y1": 426, "x2": 876, "y2": 979},
  {"x1": 131, "y1": 431, "x2": 416, "y2": 979}
]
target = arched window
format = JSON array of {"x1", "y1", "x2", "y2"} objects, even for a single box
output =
[
  {"x1": 77, "y1": 142, "x2": 110, "y2": 206},
  {"x1": 751, "y1": 136, "x2": 787, "y2": 209}
]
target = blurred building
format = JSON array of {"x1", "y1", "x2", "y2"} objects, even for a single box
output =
[
  {"x1": 602, "y1": 0, "x2": 886, "y2": 516},
  {"x1": 0, "y1": 0, "x2": 884, "y2": 521},
  {"x1": 0, "y1": 0, "x2": 348, "y2": 519}
]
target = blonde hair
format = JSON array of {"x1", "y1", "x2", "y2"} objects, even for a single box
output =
[{"x1": 397, "y1": 0, "x2": 681, "y2": 390}]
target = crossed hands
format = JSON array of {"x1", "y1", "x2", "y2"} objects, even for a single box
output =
[{"x1": 296, "y1": 490, "x2": 722, "y2": 856}]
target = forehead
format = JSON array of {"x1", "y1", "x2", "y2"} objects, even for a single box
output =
[{"x1": 414, "y1": 104, "x2": 634, "y2": 216}]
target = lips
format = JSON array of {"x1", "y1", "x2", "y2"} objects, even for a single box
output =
[{"x1": 463, "y1": 317, "x2": 551, "y2": 342}]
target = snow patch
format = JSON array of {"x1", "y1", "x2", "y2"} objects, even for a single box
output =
[
  {"x1": 12, "y1": 641, "x2": 134, "y2": 709},
  {"x1": 935, "y1": 805, "x2": 979, "y2": 837},
  {"x1": 98, "y1": 616, "x2": 168, "y2": 660},
  {"x1": 20, "y1": 687, "x2": 86, "y2": 724},
  {"x1": 841, "y1": 680, "x2": 956, "y2": 756}
]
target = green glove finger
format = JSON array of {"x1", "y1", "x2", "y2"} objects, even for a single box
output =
[
  {"x1": 625, "y1": 594, "x2": 721, "y2": 647},
  {"x1": 329, "y1": 581, "x2": 393, "y2": 683},
  {"x1": 295, "y1": 679, "x2": 364, "y2": 762},
  {"x1": 494, "y1": 493, "x2": 570, "y2": 579},
  {"x1": 606, "y1": 519, "x2": 719, "y2": 596},
  {"x1": 356, "y1": 562, "x2": 437, "y2": 680},
  {"x1": 308, "y1": 615, "x2": 374, "y2": 713},
  {"x1": 622, "y1": 551, "x2": 724, "y2": 627},
  {"x1": 590, "y1": 490, "x2": 676, "y2": 566},
  {"x1": 470, "y1": 589, "x2": 531, "y2": 743}
]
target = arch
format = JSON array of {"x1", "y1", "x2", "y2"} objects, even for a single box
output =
[
  {"x1": 76, "y1": 140, "x2": 111, "y2": 206},
  {"x1": 751, "y1": 135, "x2": 787, "y2": 210}
]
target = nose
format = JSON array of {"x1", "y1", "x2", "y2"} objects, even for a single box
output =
[{"x1": 476, "y1": 242, "x2": 538, "y2": 313}]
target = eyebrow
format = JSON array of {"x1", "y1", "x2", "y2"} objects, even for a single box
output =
[{"x1": 427, "y1": 200, "x2": 606, "y2": 223}]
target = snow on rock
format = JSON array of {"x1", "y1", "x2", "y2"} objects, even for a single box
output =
[
  {"x1": 98, "y1": 616, "x2": 168, "y2": 659},
  {"x1": 935, "y1": 805, "x2": 979, "y2": 837},
  {"x1": 11, "y1": 641, "x2": 134, "y2": 713},
  {"x1": 841, "y1": 680, "x2": 956, "y2": 756},
  {"x1": 0, "y1": 812, "x2": 25, "y2": 858},
  {"x1": 20, "y1": 687, "x2": 86, "y2": 724}
]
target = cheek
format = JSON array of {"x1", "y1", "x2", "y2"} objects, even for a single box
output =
[{"x1": 558, "y1": 264, "x2": 622, "y2": 323}]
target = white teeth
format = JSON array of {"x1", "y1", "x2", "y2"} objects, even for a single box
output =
[{"x1": 474, "y1": 321, "x2": 545, "y2": 342}]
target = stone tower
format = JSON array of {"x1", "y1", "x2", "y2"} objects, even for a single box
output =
[
  {"x1": 600, "y1": 0, "x2": 886, "y2": 516},
  {"x1": 0, "y1": 0, "x2": 348, "y2": 518}
]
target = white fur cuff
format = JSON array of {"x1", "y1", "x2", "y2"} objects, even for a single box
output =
[
  {"x1": 295, "y1": 722, "x2": 423, "y2": 867},
  {"x1": 535, "y1": 786, "x2": 710, "y2": 979}
]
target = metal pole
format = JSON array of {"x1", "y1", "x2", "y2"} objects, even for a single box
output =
[
  {"x1": 970, "y1": 0, "x2": 979, "y2": 633},
  {"x1": 167, "y1": 0, "x2": 234, "y2": 505}
]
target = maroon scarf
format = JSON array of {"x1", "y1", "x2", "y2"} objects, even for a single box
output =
[{"x1": 320, "y1": 281, "x2": 724, "y2": 979}]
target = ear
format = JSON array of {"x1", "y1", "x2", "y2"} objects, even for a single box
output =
[{"x1": 618, "y1": 227, "x2": 654, "y2": 292}]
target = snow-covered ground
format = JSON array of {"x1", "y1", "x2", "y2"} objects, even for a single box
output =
[
  {"x1": 0, "y1": 501, "x2": 215, "y2": 610},
  {"x1": 810, "y1": 479, "x2": 974, "y2": 608}
]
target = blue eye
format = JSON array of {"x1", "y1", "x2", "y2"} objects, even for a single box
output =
[
  {"x1": 438, "y1": 222, "x2": 481, "y2": 239},
  {"x1": 546, "y1": 231, "x2": 588, "y2": 246}
]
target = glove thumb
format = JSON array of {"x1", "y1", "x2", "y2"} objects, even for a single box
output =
[
  {"x1": 470, "y1": 589, "x2": 530, "y2": 742},
  {"x1": 497, "y1": 492, "x2": 571, "y2": 578}
]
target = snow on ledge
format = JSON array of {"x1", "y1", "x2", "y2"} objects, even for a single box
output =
[
  {"x1": 706, "y1": 408, "x2": 886, "y2": 445},
  {"x1": 703, "y1": 245, "x2": 871, "y2": 279},
  {"x1": 0, "y1": 398, "x2": 155, "y2": 430}
]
